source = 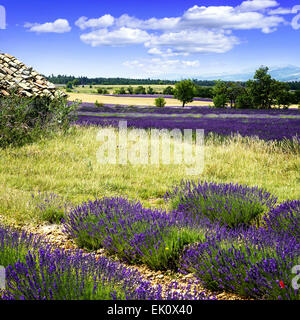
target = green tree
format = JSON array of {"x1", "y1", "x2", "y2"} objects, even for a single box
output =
[
  {"x1": 163, "y1": 86, "x2": 174, "y2": 95},
  {"x1": 273, "y1": 82, "x2": 292, "y2": 109},
  {"x1": 227, "y1": 82, "x2": 244, "y2": 108},
  {"x1": 246, "y1": 66, "x2": 275, "y2": 109},
  {"x1": 213, "y1": 94, "x2": 229, "y2": 108},
  {"x1": 147, "y1": 86, "x2": 155, "y2": 95},
  {"x1": 127, "y1": 86, "x2": 134, "y2": 94},
  {"x1": 72, "y1": 79, "x2": 80, "y2": 87},
  {"x1": 66, "y1": 81, "x2": 73, "y2": 89},
  {"x1": 134, "y1": 86, "x2": 146, "y2": 95},
  {"x1": 235, "y1": 89, "x2": 253, "y2": 109},
  {"x1": 174, "y1": 79, "x2": 195, "y2": 107},
  {"x1": 212, "y1": 80, "x2": 229, "y2": 108},
  {"x1": 246, "y1": 66, "x2": 292, "y2": 109}
]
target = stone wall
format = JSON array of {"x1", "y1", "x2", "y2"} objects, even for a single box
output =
[{"x1": 0, "y1": 53, "x2": 65, "y2": 98}]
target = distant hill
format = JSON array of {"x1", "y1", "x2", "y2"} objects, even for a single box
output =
[{"x1": 197, "y1": 66, "x2": 300, "y2": 82}]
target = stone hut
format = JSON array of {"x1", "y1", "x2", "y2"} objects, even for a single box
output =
[{"x1": 0, "y1": 53, "x2": 64, "y2": 98}]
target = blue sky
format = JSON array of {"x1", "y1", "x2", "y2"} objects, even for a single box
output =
[{"x1": 0, "y1": 0, "x2": 300, "y2": 79}]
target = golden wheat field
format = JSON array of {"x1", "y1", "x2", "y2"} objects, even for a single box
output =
[{"x1": 66, "y1": 92, "x2": 215, "y2": 107}]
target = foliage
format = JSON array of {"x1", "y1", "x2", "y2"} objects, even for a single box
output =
[
  {"x1": 63, "y1": 197, "x2": 203, "y2": 270},
  {"x1": 134, "y1": 86, "x2": 146, "y2": 95},
  {"x1": 174, "y1": 79, "x2": 195, "y2": 107},
  {"x1": 193, "y1": 86, "x2": 213, "y2": 99},
  {"x1": 180, "y1": 228, "x2": 299, "y2": 299},
  {"x1": 95, "y1": 100, "x2": 104, "y2": 108},
  {"x1": 163, "y1": 86, "x2": 175, "y2": 95},
  {"x1": 262, "y1": 200, "x2": 300, "y2": 240},
  {"x1": 113, "y1": 87, "x2": 127, "y2": 95},
  {"x1": 0, "y1": 92, "x2": 79, "y2": 148},
  {"x1": 0, "y1": 224, "x2": 211, "y2": 300},
  {"x1": 97, "y1": 88, "x2": 108, "y2": 94},
  {"x1": 147, "y1": 86, "x2": 155, "y2": 95},
  {"x1": 246, "y1": 66, "x2": 291, "y2": 109},
  {"x1": 165, "y1": 181, "x2": 277, "y2": 228},
  {"x1": 66, "y1": 81, "x2": 73, "y2": 89},
  {"x1": 213, "y1": 94, "x2": 228, "y2": 108},
  {"x1": 127, "y1": 86, "x2": 134, "y2": 94},
  {"x1": 155, "y1": 97, "x2": 166, "y2": 108}
]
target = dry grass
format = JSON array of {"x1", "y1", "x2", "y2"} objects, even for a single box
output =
[{"x1": 0, "y1": 126, "x2": 299, "y2": 226}]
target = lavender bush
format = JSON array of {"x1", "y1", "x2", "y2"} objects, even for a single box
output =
[
  {"x1": 262, "y1": 200, "x2": 300, "y2": 241},
  {"x1": 165, "y1": 181, "x2": 277, "y2": 229},
  {"x1": 0, "y1": 225, "x2": 212, "y2": 300},
  {"x1": 63, "y1": 197, "x2": 204, "y2": 270},
  {"x1": 180, "y1": 226, "x2": 300, "y2": 300},
  {"x1": 0, "y1": 224, "x2": 44, "y2": 268}
]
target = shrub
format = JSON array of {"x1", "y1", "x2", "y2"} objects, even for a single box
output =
[
  {"x1": 0, "y1": 224, "x2": 44, "y2": 268},
  {"x1": 63, "y1": 197, "x2": 203, "y2": 270},
  {"x1": 2, "y1": 246, "x2": 155, "y2": 300},
  {"x1": 262, "y1": 200, "x2": 300, "y2": 240},
  {"x1": 180, "y1": 227, "x2": 300, "y2": 300},
  {"x1": 0, "y1": 92, "x2": 79, "y2": 148},
  {"x1": 65, "y1": 88, "x2": 72, "y2": 93},
  {"x1": 155, "y1": 97, "x2": 166, "y2": 108},
  {"x1": 95, "y1": 100, "x2": 104, "y2": 108},
  {"x1": 165, "y1": 181, "x2": 277, "y2": 228},
  {"x1": 0, "y1": 224, "x2": 211, "y2": 300}
]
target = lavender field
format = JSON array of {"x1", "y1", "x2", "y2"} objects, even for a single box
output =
[{"x1": 75, "y1": 103, "x2": 300, "y2": 141}]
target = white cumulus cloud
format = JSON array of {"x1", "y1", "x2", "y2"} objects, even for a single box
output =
[
  {"x1": 239, "y1": 0, "x2": 279, "y2": 12},
  {"x1": 80, "y1": 27, "x2": 151, "y2": 47},
  {"x1": 75, "y1": 15, "x2": 114, "y2": 30},
  {"x1": 123, "y1": 58, "x2": 201, "y2": 76},
  {"x1": 76, "y1": 0, "x2": 289, "y2": 55},
  {"x1": 145, "y1": 29, "x2": 240, "y2": 54},
  {"x1": 25, "y1": 19, "x2": 71, "y2": 33}
]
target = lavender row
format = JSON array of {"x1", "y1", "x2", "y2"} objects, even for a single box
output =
[
  {"x1": 75, "y1": 114, "x2": 300, "y2": 141},
  {"x1": 0, "y1": 224, "x2": 211, "y2": 300},
  {"x1": 76, "y1": 102, "x2": 300, "y2": 116}
]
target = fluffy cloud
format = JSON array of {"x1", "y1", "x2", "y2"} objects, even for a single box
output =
[
  {"x1": 238, "y1": 0, "x2": 279, "y2": 11},
  {"x1": 181, "y1": 5, "x2": 284, "y2": 33},
  {"x1": 123, "y1": 58, "x2": 200, "y2": 76},
  {"x1": 25, "y1": 19, "x2": 71, "y2": 33},
  {"x1": 115, "y1": 14, "x2": 180, "y2": 30},
  {"x1": 80, "y1": 27, "x2": 151, "y2": 47},
  {"x1": 75, "y1": 15, "x2": 114, "y2": 30},
  {"x1": 77, "y1": 1, "x2": 288, "y2": 55},
  {"x1": 145, "y1": 29, "x2": 240, "y2": 54}
]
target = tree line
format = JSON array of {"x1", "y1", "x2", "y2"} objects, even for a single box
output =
[
  {"x1": 46, "y1": 74, "x2": 300, "y2": 92},
  {"x1": 159, "y1": 67, "x2": 300, "y2": 109}
]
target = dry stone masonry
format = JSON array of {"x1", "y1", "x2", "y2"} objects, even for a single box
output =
[{"x1": 0, "y1": 53, "x2": 65, "y2": 98}]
